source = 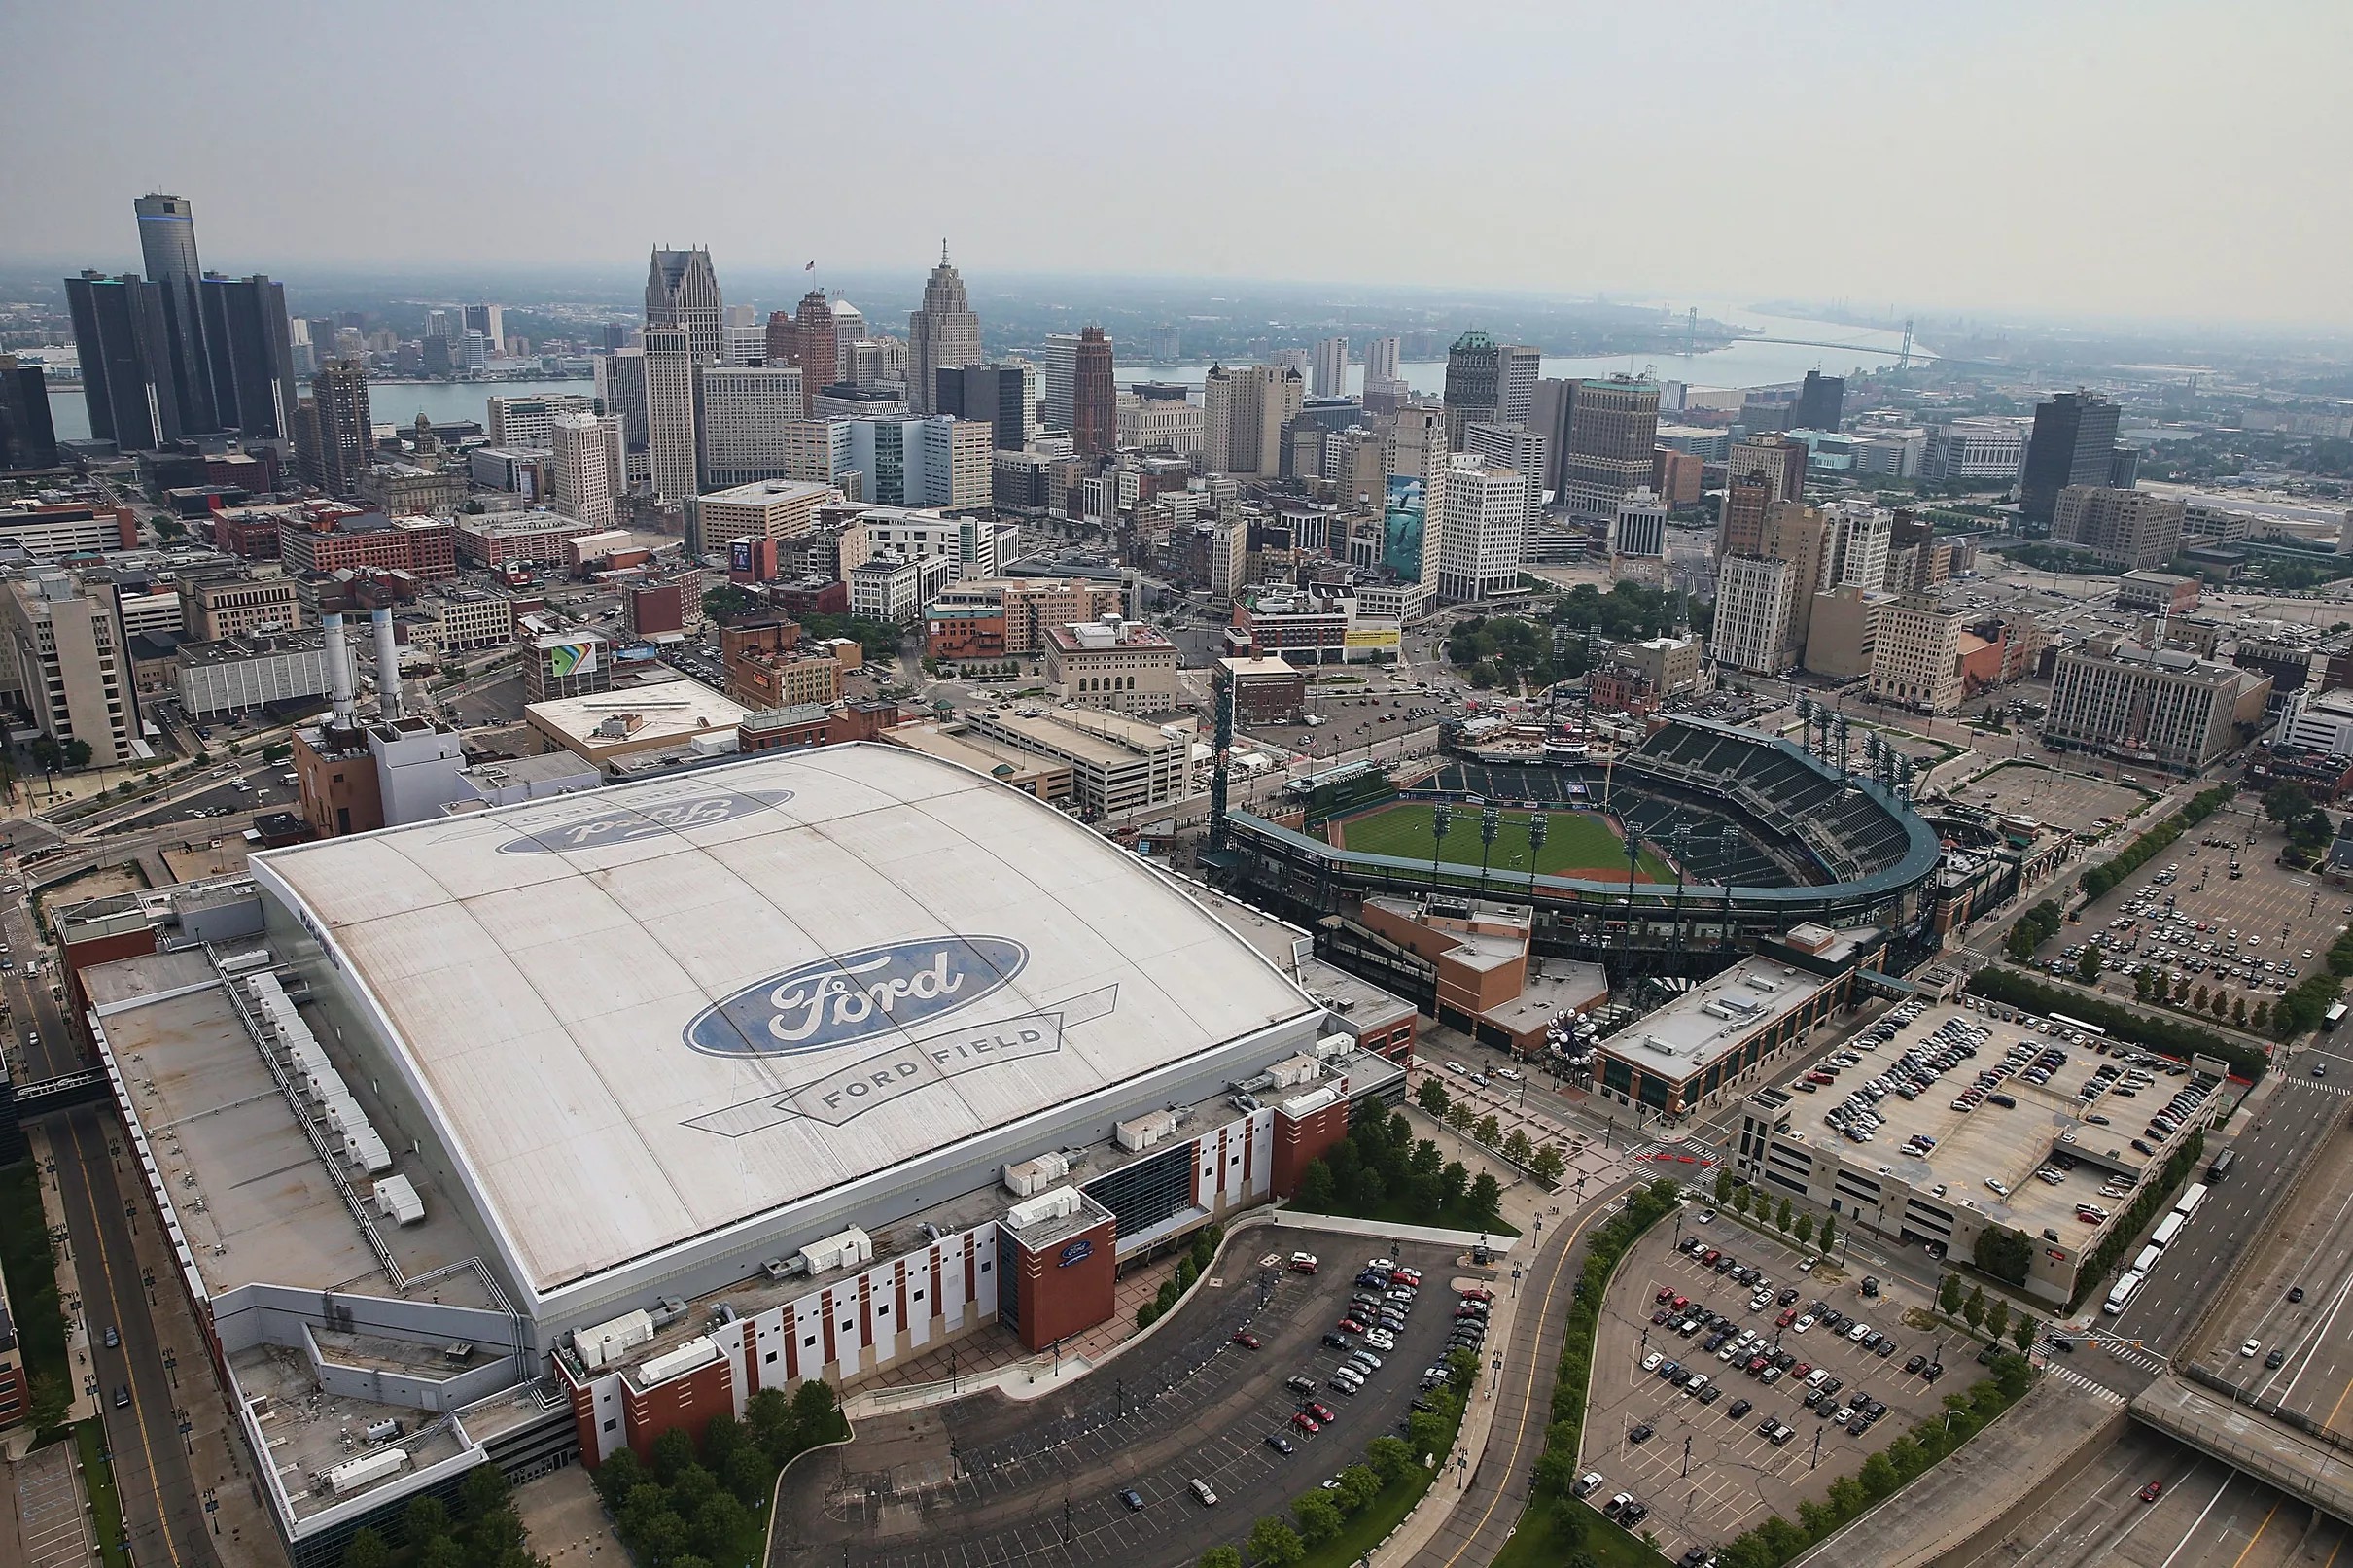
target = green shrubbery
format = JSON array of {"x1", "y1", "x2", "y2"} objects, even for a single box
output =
[
  {"x1": 582, "y1": 1380, "x2": 844, "y2": 1568},
  {"x1": 2068, "y1": 1130, "x2": 2206, "y2": 1310},
  {"x1": 337, "y1": 1465, "x2": 535, "y2": 1568},
  {"x1": 2004, "y1": 900, "x2": 2063, "y2": 962},
  {"x1": 1290, "y1": 1109, "x2": 1506, "y2": 1235},
  {"x1": 2077, "y1": 785, "x2": 2234, "y2": 902},
  {"x1": 1136, "y1": 1223, "x2": 1227, "y2": 1330}
]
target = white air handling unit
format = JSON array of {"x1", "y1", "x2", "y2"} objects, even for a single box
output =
[
  {"x1": 1006, "y1": 1185, "x2": 1082, "y2": 1230},
  {"x1": 798, "y1": 1226, "x2": 874, "y2": 1275},
  {"x1": 1116, "y1": 1109, "x2": 1177, "y2": 1152},
  {"x1": 373, "y1": 1173, "x2": 425, "y2": 1225},
  {"x1": 638, "y1": 1336, "x2": 720, "y2": 1386},
  {"x1": 1003, "y1": 1151, "x2": 1071, "y2": 1198},
  {"x1": 329, "y1": 1447, "x2": 407, "y2": 1493},
  {"x1": 1281, "y1": 1086, "x2": 1340, "y2": 1119},
  {"x1": 575, "y1": 1308, "x2": 655, "y2": 1370}
]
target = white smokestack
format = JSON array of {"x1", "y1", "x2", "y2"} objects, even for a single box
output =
[
  {"x1": 323, "y1": 612, "x2": 357, "y2": 729},
  {"x1": 371, "y1": 608, "x2": 404, "y2": 721}
]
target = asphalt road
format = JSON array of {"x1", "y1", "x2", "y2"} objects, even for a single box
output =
[{"x1": 770, "y1": 1234, "x2": 1473, "y2": 1568}]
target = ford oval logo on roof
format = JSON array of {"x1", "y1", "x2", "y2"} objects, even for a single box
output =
[
  {"x1": 497, "y1": 787, "x2": 793, "y2": 855},
  {"x1": 685, "y1": 936, "x2": 1029, "y2": 1059}
]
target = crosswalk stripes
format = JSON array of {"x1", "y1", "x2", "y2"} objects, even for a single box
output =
[
  {"x1": 2085, "y1": 1331, "x2": 2167, "y2": 1374},
  {"x1": 2040, "y1": 1361, "x2": 2128, "y2": 1406},
  {"x1": 2296, "y1": 1080, "x2": 2353, "y2": 1098}
]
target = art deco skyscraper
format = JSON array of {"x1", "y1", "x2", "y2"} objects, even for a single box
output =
[
  {"x1": 907, "y1": 243, "x2": 981, "y2": 415},
  {"x1": 644, "y1": 248, "x2": 724, "y2": 366},
  {"x1": 134, "y1": 193, "x2": 216, "y2": 432},
  {"x1": 297, "y1": 360, "x2": 372, "y2": 498},
  {"x1": 788, "y1": 290, "x2": 835, "y2": 417},
  {"x1": 1072, "y1": 327, "x2": 1116, "y2": 457}
]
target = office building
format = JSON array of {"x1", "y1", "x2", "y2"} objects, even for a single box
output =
[
  {"x1": 488, "y1": 394, "x2": 598, "y2": 449},
  {"x1": 180, "y1": 573, "x2": 301, "y2": 642},
  {"x1": 2051, "y1": 485, "x2": 2184, "y2": 571},
  {"x1": 0, "y1": 356, "x2": 59, "y2": 471},
  {"x1": 935, "y1": 363, "x2": 1035, "y2": 453},
  {"x1": 1868, "y1": 595, "x2": 1965, "y2": 714},
  {"x1": 1651, "y1": 446, "x2": 1703, "y2": 506},
  {"x1": 296, "y1": 361, "x2": 372, "y2": 498},
  {"x1": 1363, "y1": 336, "x2": 1400, "y2": 385},
  {"x1": 842, "y1": 418, "x2": 993, "y2": 509},
  {"x1": 1761, "y1": 501, "x2": 1831, "y2": 667},
  {"x1": 1803, "y1": 585, "x2": 1885, "y2": 680},
  {"x1": 841, "y1": 504, "x2": 1009, "y2": 580},
  {"x1": 2019, "y1": 392, "x2": 2122, "y2": 526},
  {"x1": 594, "y1": 350, "x2": 650, "y2": 483},
  {"x1": 1072, "y1": 327, "x2": 1116, "y2": 458},
  {"x1": 1922, "y1": 419, "x2": 2028, "y2": 483},
  {"x1": 697, "y1": 365, "x2": 807, "y2": 487},
  {"x1": 198, "y1": 275, "x2": 299, "y2": 439},
  {"x1": 1441, "y1": 331, "x2": 1501, "y2": 448},
  {"x1": 549, "y1": 413, "x2": 625, "y2": 531},
  {"x1": 1043, "y1": 614, "x2": 1180, "y2": 714},
  {"x1": 1718, "y1": 472, "x2": 1773, "y2": 558},
  {"x1": 454, "y1": 512, "x2": 605, "y2": 570},
  {"x1": 1728, "y1": 434, "x2": 1809, "y2": 505},
  {"x1": 1203, "y1": 364, "x2": 1302, "y2": 477},
  {"x1": 1464, "y1": 422, "x2": 1545, "y2": 527},
  {"x1": 1040, "y1": 332, "x2": 1078, "y2": 432},
  {"x1": 644, "y1": 248, "x2": 724, "y2": 367},
  {"x1": 697, "y1": 479, "x2": 835, "y2": 547},
  {"x1": 280, "y1": 508, "x2": 456, "y2": 578},
  {"x1": 132, "y1": 193, "x2": 218, "y2": 433},
  {"x1": 1501, "y1": 344, "x2": 1541, "y2": 430},
  {"x1": 65, "y1": 271, "x2": 181, "y2": 450},
  {"x1": 1612, "y1": 487, "x2": 1668, "y2": 559},
  {"x1": 178, "y1": 630, "x2": 333, "y2": 717},
  {"x1": 908, "y1": 244, "x2": 981, "y2": 415},
  {"x1": 2043, "y1": 634, "x2": 2270, "y2": 772},
  {"x1": 850, "y1": 551, "x2": 962, "y2": 625},
  {"x1": 1710, "y1": 555, "x2": 1795, "y2": 676},
  {"x1": 1116, "y1": 391, "x2": 1203, "y2": 457},
  {"x1": 1312, "y1": 337, "x2": 1349, "y2": 399},
  {"x1": 1562, "y1": 375, "x2": 1661, "y2": 520},
  {"x1": 1793, "y1": 370, "x2": 1844, "y2": 433},
  {"x1": 463, "y1": 303, "x2": 506, "y2": 352},
  {"x1": 924, "y1": 577, "x2": 1126, "y2": 660},
  {"x1": 1825, "y1": 501, "x2": 1892, "y2": 590},
  {"x1": 642, "y1": 325, "x2": 700, "y2": 505},
  {"x1": 1436, "y1": 455, "x2": 1526, "y2": 603},
  {"x1": 356, "y1": 461, "x2": 464, "y2": 518},
  {"x1": 2, "y1": 572, "x2": 135, "y2": 764},
  {"x1": 784, "y1": 291, "x2": 834, "y2": 416}
]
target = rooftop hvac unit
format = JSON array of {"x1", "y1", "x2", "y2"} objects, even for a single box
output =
[
  {"x1": 1280, "y1": 1086, "x2": 1341, "y2": 1119},
  {"x1": 649, "y1": 1297, "x2": 687, "y2": 1329},
  {"x1": 1744, "y1": 976, "x2": 1783, "y2": 993},
  {"x1": 760, "y1": 1257, "x2": 805, "y2": 1281},
  {"x1": 1002, "y1": 1151, "x2": 1071, "y2": 1198},
  {"x1": 345, "y1": 1127, "x2": 394, "y2": 1175},
  {"x1": 1005, "y1": 1186, "x2": 1082, "y2": 1231},
  {"x1": 1720, "y1": 995, "x2": 1762, "y2": 1016},
  {"x1": 218, "y1": 949, "x2": 274, "y2": 975},
  {"x1": 797, "y1": 1227, "x2": 874, "y2": 1276},
  {"x1": 574, "y1": 1309, "x2": 655, "y2": 1370},
  {"x1": 1641, "y1": 1034, "x2": 1678, "y2": 1055},
  {"x1": 1115, "y1": 1109, "x2": 1178, "y2": 1152},
  {"x1": 1269, "y1": 1055, "x2": 1322, "y2": 1090},
  {"x1": 637, "y1": 1337, "x2": 720, "y2": 1386},
  {"x1": 328, "y1": 1447, "x2": 407, "y2": 1494},
  {"x1": 373, "y1": 1173, "x2": 425, "y2": 1226},
  {"x1": 1702, "y1": 1001, "x2": 1737, "y2": 1020},
  {"x1": 1315, "y1": 1035, "x2": 1353, "y2": 1061},
  {"x1": 364, "y1": 1418, "x2": 402, "y2": 1444}
]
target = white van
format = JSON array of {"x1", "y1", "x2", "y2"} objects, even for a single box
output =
[{"x1": 1189, "y1": 1479, "x2": 1218, "y2": 1506}]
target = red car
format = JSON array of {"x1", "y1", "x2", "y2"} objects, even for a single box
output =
[
  {"x1": 1337, "y1": 1317, "x2": 1367, "y2": 1335},
  {"x1": 1306, "y1": 1401, "x2": 1336, "y2": 1423},
  {"x1": 1232, "y1": 1331, "x2": 1261, "y2": 1349},
  {"x1": 1776, "y1": 1308, "x2": 1798, "y2": 1328},
  {"x1": 2139, "y1": 1481, "x2": 2163, "y2": 1503},
  {"x1": 1292, "y1": 1411, "x2": 1321, "y2": 1433},
  {"x1": 1393, "y1": 1268, "x2": 1422, "y2": 1286},
  {"x1": 1671, "y1": 1295, "x2": 1689, "y2": 1310},
  {"x1": 1657, "y1": 1287, "x2": 1676, "y2": 1304},
  {"x1": 1460, "y1": 1287, "x2": 1493, "y2": 1304}
]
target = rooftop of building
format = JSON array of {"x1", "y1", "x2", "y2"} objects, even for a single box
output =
[
  {"x1": 180, "y1": 629, "x2": 326, "y2": 665},
  {"x1": 966, "y1": 705, "x2": 1191, "y2": 764},
  {"x1": 2062, "y1": 636, "x2": 2251, "y2": 684},
  {"x1": 739, "y1": 703, "x2": 830, "y2": 734},
  {"x1": 242, "y1": 745, "x2": 1317, "y2": 1297},
  {"x1": 525, "y1": 680, "x2": 749, "y2": 749},
  {"x1": 1046, "y1": 617, "x2": 1175, "y2": 653},
  {"x1": 1215, "y1": 656, "x2": 1302, "y2": 679},
  {"x1": 1602, "y1": 951, "x2": 1838, "y2": 1083},
  {"x1": 699, "y1": 479, "x2": 837, "y2": 507},
  {"x1": 454, "y1": 510, "x2": 597, "y2": 538}
]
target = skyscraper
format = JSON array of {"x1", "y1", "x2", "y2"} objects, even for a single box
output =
[
  {"x1": 298, "y1": 360, "x2": 372, "y2": 498},
  {"x1": 1441, "y1": 331, "x2": 1500, "y2": 449},
  {"x1": 2019, "y1": 391, "x2": 2123, "y2": 526},
  {"x1": 642, "y1": 325, "x2": 700, "y2": 506},
  {"x1": 198, "y1": 274, "x2": 299, "y2": 438},
  {"x1": 549, "y1": 412, "x2": 624, "y2": 530},
  {"x1": 935, "y1": 365, "x2": 1035, "y2": 453},
  {"x1": 1363, "y1": 336, "x2": 1400, "y2": 385},
  {"x1": 1562, "y1": 375, "x2": 1661, "y2": 520},
  {"x1": 788, "y1": 290, "x2": 835, "y2": 417},
  {"x1": 133, "y1": 193, "x2": 216, "y2": 433},
  {"x1": 1437, "y1": 455, "x2": 1527, "y2": 603},
  {"x1": 1039, "y1": 332, "x2": 1079, "y2": 432},
  {"x1": 1728, "y1": 435, "x2": 1809, "y2": 505},
  {"x1": 463, "y1": 304, "x2": 506, "y2": 353},
  {"x1": 1201, "y1": 365, "x2": 1301, "y2": 477},
  {"x1": 595, "y1": 349, "x2": 650, "y2": 484},
  {"x1": 1794, "y1": 370, "x2": 1845, "y2": 433},
  {"x1": 1718, "y1": 473, "x2": 1773, "y2": 558},
  {"x1": 764, "y1": 311, "x2": 795, "y2": 366},
  {"x1": 644, "y1": 248, "x2": 724, "y2": 366},
  {"x1": 697, "y1": 366, "x2": 807, "y2": 488},
  {"x1": 1312, "y1": 337, "x2": 1349, "y2": 399},
  {"x1": 907, "y1": 243, "x2": 981, "y2": 415},
  {"x1": 65, "y1": 271, "x2": 180, "y2": 450},
  {"x1": 1072, "y1": 327, "x2": 1116, "y2": 457},
  {"x1": 0, "y1": 356, "x2": 59, "y2": 472},
  {"x1": 829, "y1": 298, "x2": 867, "y2": 379},
  {"x1": 1464, "y1": 422, "x2": 1545, "y2": 528},
  {"x1": 1501, "y1": 344, "x2": 1541, "y2": 429}
]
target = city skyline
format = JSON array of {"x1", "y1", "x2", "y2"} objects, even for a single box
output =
[{"x1": 6, "y1": 2, "x2": 2351, "y2": 328}]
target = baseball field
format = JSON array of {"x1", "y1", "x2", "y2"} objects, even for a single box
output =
[{"x1": 1326, "y1": 800, "x2": 1675, "y2": 882}]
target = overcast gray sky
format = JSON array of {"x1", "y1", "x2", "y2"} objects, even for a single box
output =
[{"x1": 6, "y1": 0, "x2": 2347, "y2": 326}]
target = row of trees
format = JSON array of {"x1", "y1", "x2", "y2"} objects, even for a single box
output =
[
  {"x1": 1136, "y1": 1222, "x2": 1227, "y2": 1330},
  {"x1": 2262, "y1": 783, "x2": 2336, "y2": 869},
  {"x1": 1964, "y1": 968, "x2": 2268, "y2": 1080},
  {"x1": 2078, "y1": 784, "x2": 2236, "y2": 903},
  {"x1": 2132, "y1": 966, "x2": 2272, "y2": 1034},
  {"x1": 1931, "y1": 1272, "x2": 2045, "y2": 1353},
  {"x1": 338, "y1": 1466, "x2": 534, "y2": 1568},
  {"x1": 2068, "y1": 1129, "x2": 2207, "y2": 1310},
  {"x1": 1711, "y1": 1169, "x2": 1840, "y2": 1257},
  {"x1": 1195, "y1": 1349, "x2": 1481, "y2": 1568},
  {"x1": 1415, "y1": 1078, "x2": 1568, "y2": 1186},
  {"x1": 2003, "y1": 900, "x2": 2064, "y2": 963},
  {"x1": 587, "y1": 1381, "x2": 845, "y2": 1568},
  {"x1": 1290, "y1": 1106, "x2": 1506, "y2": 1233}
]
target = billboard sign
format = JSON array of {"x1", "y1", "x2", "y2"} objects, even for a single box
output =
[
  {"x1": 730, "y1": 539, "x2": 755, "y2": 575},
  {"x1": 545, "y1": 639, "x2": 599, "y2": 679},
  {"x1": 1343, "y1": 626, "x2": 1402, "y2": 651}
]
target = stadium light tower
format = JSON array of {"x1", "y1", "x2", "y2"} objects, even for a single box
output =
[
  {"x1": 1430, "y1": 803, "x2": 1454, "y2": 890},
  {"x1": 1528, "y1": 811, "x2": 1551, "y2": 889},
  {"x1": 1478, "y1": 805, "x2": 1502, "y2": 898}
]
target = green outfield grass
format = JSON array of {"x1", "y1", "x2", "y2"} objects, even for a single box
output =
[{"x1": 1330, "y1": 801, "x2": 1675, "y2": 881}]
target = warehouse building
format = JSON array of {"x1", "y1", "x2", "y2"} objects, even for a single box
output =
[{"x1": 77, "y1": 746, "x2": 1406, "y2": 1560}]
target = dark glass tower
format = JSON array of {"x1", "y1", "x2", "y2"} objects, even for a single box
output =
[
  {"x1": 1794, "y1": 370, "x2": 1845, "y2": 432},
  {"x1": 198, "y1": 274, "x2": 299, "y2": 438},
  {"x1": 2019, "y1": 391, "x2": 2121, "y2": 526},
  {"x1": 64, "y1": 271, "x2": 181, "y2": 450},
  {"x1": 134, "y1": 193, "x2": 218, "y2": 432},
  {"x1": 0, "y1": 356, "x2": 59, "y2": 471}
]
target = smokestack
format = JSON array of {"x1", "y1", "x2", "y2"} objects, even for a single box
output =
[
  {"x1": 323, "y1": 612, "x2": 357, "y2": 729},
  {"x1": 371, "y1": 607, "x2": 404, "y2": 721}
]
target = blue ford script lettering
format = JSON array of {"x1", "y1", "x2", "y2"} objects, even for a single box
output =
[
  {"x1": 1059, "y1": 1238, "x2": 1094, "y2": 1268},
  {"x1": 498, "y1": 787, "x2": 794, "y2": 855},
  {"x1": 684, "y1": 937, "x2": 1029, "y2": 1058}
]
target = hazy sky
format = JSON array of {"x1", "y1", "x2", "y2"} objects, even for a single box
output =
[{"x1": 7, "y1": 0, "x2": 2349, "y2": 326}]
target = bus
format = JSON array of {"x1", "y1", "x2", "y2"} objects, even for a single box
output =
[
  {"x1": 2103, "y1": 1269, "x2": 2146, "y2": 1315},
  {"x1": 2132, "y1": 1244, "x2": 2163, "y2": 1275},
  {"x1": 2174, "y1": 1183, "x2": 2209, "y2": 1224},
  {"x1": 2207, "y1": 1149, "x2": 2237, "y2": 1184},
  {"x1": 2149, "y1": 1213, "x2": 2186, "y2": 1250},
  {"x1": 2327, "y1": 1002, "x2": 2348, "y2": 1032},
  {"x1": 2049, "y1": 1012, "x2": 2108, "y2": 1039}
]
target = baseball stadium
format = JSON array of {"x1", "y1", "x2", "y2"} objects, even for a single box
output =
[{"x1": 1211, "y1": 715, "x2": 1947, "y2": 965}]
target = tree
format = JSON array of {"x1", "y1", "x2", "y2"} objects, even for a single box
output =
[
  {"x1": 28, "y1": 736, "x2": 61, "y2": 774},
  {"x1": 1295, "y1": 1159, "x2": 1337, "y2": 1212},
  {"x1": 723, "y1": 1445, "x2": 771, "y2": 1507},
  {"x1": 1335, "y1": 1464, "x2": 1383, "y2": 1514},
  {"x1": 2013, "y1": 1315, "x2": 2040, "y2": 1354},
  {"x1": 1349, "y1": 1164, "x2": 1387, "y2": 1210},
  {"x1": 405, "y1": 1497, "x2": 452, "y2": 1545},
  {"x1": 1818, "y1": 1217, "x2": 1836, "y2": 1256},
  {"x1": 2233, "y1": 996, "x2": 2250, "y2": 1028},
  {"x1": 1733, "y1": 1183, "x2": 1752, "y2": 1217},
  {"x1": 689, "y1": 1493, "x2": 750, "y2": 1561},
  {"x1": 2213, "y1": 989, "x2": 2233, "y2": 1019},
  {"x1": 1247, "y1": 1516, "x2": 1305, "y2": 1567},
  {"x1": 2194, "y1": 984, "x2": 2210, "y2": 1012},
  {"x1": 1417, "y1": 1077, "x2": 1451, "y2": 1118},
  {"x1": 790, "y1": 1377, "x2": 842, "y2": 1444},
  {"x1": 1793, "y1": 1212, "x2": 1814, "y2": 1246},
  {"x1": 1774, "y1": 1197, "x2": 1793, "y2": 1234},
  {"x1": 2255, "y1": 999, "x2": 2272, "y2": 1032},
  {"x1": 1531, "y1": 1145, "x2": 1566, "y2": 1187},
  {"x1": 1201, "y1": 1550, "x2": 1244, "y2": 1568},
  {"x1": 2077, "y1": 948, "x2": 2102, "y2": 983},
  {"x1": 651, "y1": 1428, "x2": 699, "y2": 1483},
  {"x1": 1439, "y1": 1160, "x2": 1470, "y2": 1211},
  {"x1": 2265, "y1": 782, "x2": 2314, "y2": 825},
  {"x1": 416, "y1": 1539, "x2": 468, "y2": 1568},
  {"x1": 1715, "y1": 1168, "x2": 1735, "y2": 1204},
  {"x1": 701, "y1": 584, "x2": 763, "y2": 625},
  {"x1": 1974, "y1": 1225, "x2": 2033, "y2": 1287},
  {"x1": 1476, "y1": 1114, "x2": 1501, "y2": 1145},
  {"x1": 2135, "y1": 968, "x2": 2155, "y2": 1002},
  {"x1": 745, "y1": 1388, "x2": 794, "y2": 1456},
  {"x1": 592, "y1": 1447, "x2": 647, "y2": 1509},
  {"x1": 1468, "y1": 1172, "x2": 1503, "y2": 1227},
  {"x1": 1446, "y1": 1103, "x2": 1476, "y2": 1134},
  {"x1": 1292, "y1": 1491, "x2": 1344, "y2": 1544},
  {"x1": 1367, "y1": 1436, "x2": 1418, "y2": 1486},
  {"x1": 341, "y1": 1528, "x2": 393, "y2": 1568},
  {"x1": 1986, "y1": 1300, "x2": 2012, "y2": 1342},
  {"x1": 1963, "y1": 1284, "x2": 1987, "y2": 1331},
  {"x1": 1503, "y1": 1129, "x2": 1532, "y2": 1164},
  {"x1": 1939, "y1": 1274, "x2": 1964, "y2": 1317}
]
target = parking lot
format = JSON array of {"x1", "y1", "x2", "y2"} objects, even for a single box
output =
[
  {"x1": 771, "y1": 1233, "x2": 1486, "y2": 1568},
  {"x1": 1579, "y1": 1215, "x2": 1963, "y2": 1562},
  {"x1": 2036, "y1": 797, "x2": 2351, "y2": 1021},
  {"x1": 1957, "y1": 762, "x2": 2153, "y2": 838}
]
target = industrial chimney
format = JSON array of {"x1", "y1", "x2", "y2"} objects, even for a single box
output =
[
  {"x1": 371, "y1": 607, "x2": 404, "y2": 721},
  {"x1": 322, "y1": 612, "x2": 358, "y2": 730}
]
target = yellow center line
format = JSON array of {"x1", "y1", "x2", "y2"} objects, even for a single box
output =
[
  {"x1": 1439, "y1": 1180, "x2": 1630, "y2": 1568},
  {"x1": 2325, "y1": 1522, "x2": 2348, "y2": 1568},
  {"x1": 2322, "y1": 1367, "x2": 2353, "y2": 1437},
  {"x1": 69, "y1": 1117, "x2": 188, "y2": 1568},
  {"x1": 2227, "y1": 1498, "x2": 2279, "y2": 1568}
]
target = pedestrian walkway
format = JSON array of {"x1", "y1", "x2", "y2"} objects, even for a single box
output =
[{"x1": 2038, "y1": 1360, "x2": 2129, "y2": 1407}]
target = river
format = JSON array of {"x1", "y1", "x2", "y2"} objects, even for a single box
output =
[{"x1": 44, "y1": 301, "x2": 1914, "y2": 443}]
